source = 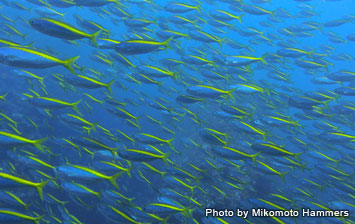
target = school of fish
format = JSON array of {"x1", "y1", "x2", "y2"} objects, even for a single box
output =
[{"x1": 0, "y1": 0, "x2": 354, "y2": 223}]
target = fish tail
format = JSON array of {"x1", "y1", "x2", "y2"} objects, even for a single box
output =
[
  {"x1": 227, "y1": 88, "x2": 236, "y2": 99},
  {"x1": 209, "y1": 60, "x2": 217, "y2": 68},
  {"x1": 35, "y1": 179, "x2": 50, "y2": 201},
  {"x1": 308, "y1": 49, "x2": 315, "y2": 59},
  {"x1": 156, "y1": 81, "x2": 163, "y2": 88},
  {"x1": 319, "y1": 184, "x2": 326, "y2": 191},
  {"x1": 294, "y1": 152, "x2": 302, "y2": 161},
  {"x1": 160, "y1": 171, "x2": 167, "y2": 179},
  {"x1": 237, "y1": 13, "x2": 245, "y2": 23},
  {"x1": 109, "y1": 171, "x2": 125, "y2": 190},
  {"x1": 63, "y1": 56, "x2": 80, "y2": 74},
  {"x1": 163, "y1": 36, "x2": 174, "y2": 49},
  {"x1": 251, "y1": 152, "x2": 261, "y2": 165},
  {"x1": 293, "y1": 120, "x2": 303, "y2": 128},
  {"x1": 162, "y1": 152, "x2": 171, "y2": 165},
  {"x1": 194, "y1": 176, "x2": 202, "y2": 186},
  {"x1": 262, "y1": 131, "x2": 270, "y2": 140},
  {"x1": 34, "y1": 215, "x2": 44, "y2": 224},
  {"x1": 24, "y1": 41, "x2": 34, "y2": 48},
  {"x1": 172, "y1": 72, "x2": 179, "y2": 82},
  {"x1": 321, "y1": 99, "x2": 332, "y2": 109},
  {"x1": 105, "y1": 79, "x2": 115, "y2": 95},
  {"x1": 152, "y1": 18, "x2": 158, "y2": 25},
  {"x1": 24, "y1": 202, "x2": 31, "y2": 211},
  {"x1": 71, "y1": 100, "x2": 82, "y2": 115},
  {"x1": 96, "y1": 191, "x2": 102, "y2": 200},
  {"x1": 335, "y1": 159, "x2": 341, "y2": 167},
  {"x1": 183, "y1": 206, "x2": 195, "y2": 218},
  {"x1": 126, "y1": 166, "x2": 133, "y2": 178},
  {"x1": 33, "y1": 137, "x2": 48, "y2": 153},
  {"x1": 195, "y1": 2, "x2": 202, "y2": 13},
  {"x1": 38, "y1": 77, "x2": 46, "y2": 88},
  {"x1": 299, "y1": 162, "x2": 305, "y2": 172},
  {"x1": 160, "y1": 217, "x2": 170, "y2": 224},
  {"x1": 264, "y1": 88, "x2": 271, "y2": 96},
  {"x1": 134, "y1": 116, "x2": 140, "y2": 125},
  {"x1": 84, "y1": 126, "x2": 91, "y2": 135},
  {"x1": 90, "y1": 30, "x2": 102, "y2": 48},
  {"x1": 90, "y1": 122, "x2": 98, "y2": 133},
  {"x1": 166, "y1": 138, "x2": 175, "y2": 150},
  {"x1": 190, "y1": 186, "x2": 197, "y2": 194},
  {"x1": 110, "y1": 148, "x2": 119, "y2": 158},
  {"x1": 260, "y1": 53, "x2": 268, "y2": 64},
  {"x1": 127, "y1": 197, "x2": 135, "y2": 205},
  {"x1": 131, "y1": 137, "x2": 135, "y2": 145},
  {"x1": 280, "y1": 171, "x2": 289, "y2": 183},
  {"x1": 192, "y1": 19, "x2": 200, "y2": 27},
  {"x1": 0, "y1": 92, "x2": 8, "y2": 101}
]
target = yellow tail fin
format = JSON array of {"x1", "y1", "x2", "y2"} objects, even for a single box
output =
[
  {"x1": 195, "y1": 3, "x2": 202, "y2": 13},
  {"x1": 280, "y1": 171, "x2": 289, "y2": 183},
  {"x1": 109, "y1": 171, "x2": 124, "y2": 190},
  {"x1": 163, "y1": 36, "x2": 174, "y2": 49},
  {"x1": 251, "y1": 152, "x2": 261, "y2": 165},
  {"x1": 237, "y1": 13, "x2": 245, "y2": 23},
  {"x1": 166, "y1": 138, "x2": 175, "y2": 151},
  {"x1": 35, "y1": 179, "x2": 50, "y2": 201},
  {"x1": 294, "y1": 152, "x2": 302, "y2": 161},
  {"x1": 34, "y1": 215, "x2": 44, "y2": 224},
  {"x1": 260, "y1": 53, "x2": 268, "y2": 64},
  {"x1": 227, "y1": 88, "x2": 237, "y2": 99},
  {"x1": 90, "y1": 30, "x2": 102, "y2": 48},
  {"x1": 33, "y1": 137, "x2": 48, "y2": 153},
  {"x1": 63, "y1": 56, "x2": 80, "y2": 74},
  {"x1": 0, "y1": 92, "x2": 8, "y2": 101},
  {"x1": 105, "y1": 80, "x2": 115, "y2": 95},
  {"x1": 71, "y1": 100, "x2": 82, "y2": 116}
]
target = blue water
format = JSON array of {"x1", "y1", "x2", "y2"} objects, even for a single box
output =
[{"x1": 0, "y1": 0, "x2": 354, "y2": 224}]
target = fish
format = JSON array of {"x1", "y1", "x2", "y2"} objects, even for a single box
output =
[
  {"x1": 28, "y1": 96, "x2": 82, "y2": 115},
  {"x1": 0, "y1": 1, "x2": 354, "y2": 223},
  {"x1": 187, "y1": 85, "x2": 236, "y2": 99},
  {"x1": 62, "y1": 74, "x2": 115, "y2": 94},
  {"x1": 118, "y1": 148, "x2": 170, "y2": 163},
  {"x1": 134, "y1": 133, "x2": 174, "y2": 149},
  {"x1": 0, "y1": 209, "x2": 43, "y2": 224},
  {"x1": 213, "y1": 146, "x2": 261, "y2": 164},
  {"x1": 0, "y1": 172, "x2": 50, "y2": 200},
  {"x1": 29, "y1": 17, "x2": 102, "y2": 47},
  {"x1": 210, "y1": 10, "x2": 245, "y2": 22},
  {"x1": 189, "y1": 30, "x2": 225, "y2": 46},
  {"x1": 57, "y1": 163, "x2": 122, "y2": 189},
  {"x1": 223, "y1": 54, "x2": 267, "y2": 66},
  {"x1": 252, "y1": 142, "x2": 302, "y2": 160},
  {"x1": 0, "y1": 131, "x2": 47, "y2": 152},
  {"x1": 164, "y1": 2, "x2": 202, "y2": 13},
  {"x1": 255, "y1": 160, "x2": 289, "y2": 182},
  {"x1": 114, "y1": 37, "x2": 173, "y2": 55},
  {"x1": 73, "y1": 0, "x2": 118, "y2": 7},
  {"x1": 0, "y1": 46, "x2": 79, "y2": 73}
]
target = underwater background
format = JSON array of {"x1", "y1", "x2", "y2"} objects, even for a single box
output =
[{"x1": 0, "y1": 0, "x2": 354, "y2": 223}]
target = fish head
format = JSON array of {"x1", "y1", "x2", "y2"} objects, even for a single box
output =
[{"x1": 28, "y1": 18, "x2": 47, "y2": 31}]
